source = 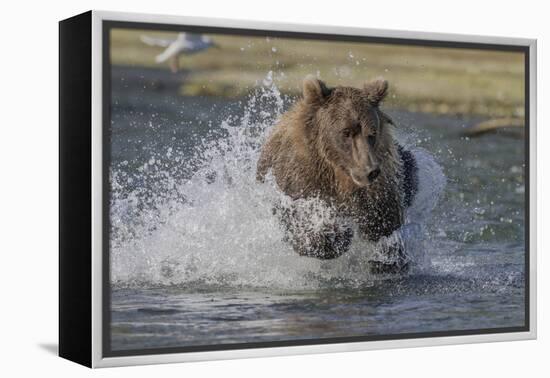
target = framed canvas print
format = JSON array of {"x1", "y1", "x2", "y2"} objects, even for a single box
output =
[{"x1": 59, "y1": 10, "x2": 537, "y2": 368}]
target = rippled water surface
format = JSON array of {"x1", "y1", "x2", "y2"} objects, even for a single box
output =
[{"x1": 109, "y1": 80, "x2": 526, "y2": 352}]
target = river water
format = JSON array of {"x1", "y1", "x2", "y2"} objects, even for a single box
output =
[{"x1": 108, "y1": 79, "x2": 526, "y2": 352}]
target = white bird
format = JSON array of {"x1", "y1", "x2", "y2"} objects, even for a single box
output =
[{"x1": 140, "y1": 32, "x2": 219, "y2": 73}]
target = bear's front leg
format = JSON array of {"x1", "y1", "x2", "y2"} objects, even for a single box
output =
[
  {"x1": 275, "y1": 201, "x2": 354, "y2": 259},
  {"x1": 367, "y1": 234, "x2": 410, "y2": 274},
  {"x1": 290, "y1": 224, "x2": 353, "y2": 259}
]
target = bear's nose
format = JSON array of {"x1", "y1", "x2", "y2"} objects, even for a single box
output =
[{"x1": 367, "y1": 167, "x2": 381, "y2": 182}]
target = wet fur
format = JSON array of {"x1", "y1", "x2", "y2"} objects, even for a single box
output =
[{"x1": 257, "y1": 78, "x2": 416, "y2": 262}]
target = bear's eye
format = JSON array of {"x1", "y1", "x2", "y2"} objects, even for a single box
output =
[
  {"x1": 342, "y1": 129, "x2": 352, "y2": 138},
  {"x1": 367, "y1": 135, "x2": 376, "y2": 147}
]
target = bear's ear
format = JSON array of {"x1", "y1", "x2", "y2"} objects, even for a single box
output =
[
  {"x1": 303, "y1": 75, "x2": 332, "y2": 104},
  {"x1": 364, "y1": 78, "x2": 389, "y2": 106}
]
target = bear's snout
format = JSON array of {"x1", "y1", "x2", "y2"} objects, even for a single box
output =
[
  {"x1": 350, "y1": 165, "x2": 380, "y2": 186},
  {"x1": 367, "y1": 167, "x2": 381, "y2": 182}
]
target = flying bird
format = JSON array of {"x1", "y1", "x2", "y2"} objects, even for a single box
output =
[{"x1": 140, "y1": 32, "x2": 219, "y2": 73}]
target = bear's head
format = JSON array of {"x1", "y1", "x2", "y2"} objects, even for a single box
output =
[{"x1": 302, "y1": 76, "x2": 396, "y2": 188}]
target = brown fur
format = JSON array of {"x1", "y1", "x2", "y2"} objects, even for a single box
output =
[{"x1": 257, "y1": 76, "x2": 406, "y2": 259}]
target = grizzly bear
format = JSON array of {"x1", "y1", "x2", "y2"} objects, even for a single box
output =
[{"x1": 256, "y1": 76, "x2": 418, "y2": 273}]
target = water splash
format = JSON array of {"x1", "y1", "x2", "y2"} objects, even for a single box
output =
[{"x1": 110, "y1": 77, "x2": 446, "y2": 290}]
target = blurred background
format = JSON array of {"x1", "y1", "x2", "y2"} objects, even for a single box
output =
[{"x1": 110, "y1": 28, "x2": 525, "y2": 117}]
